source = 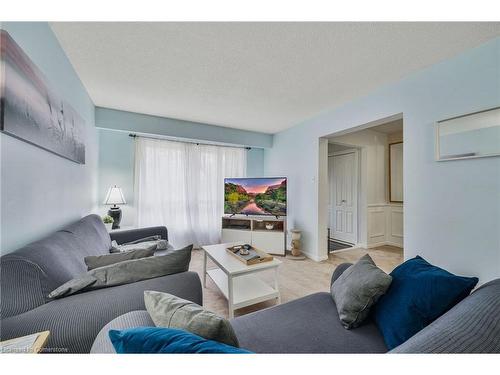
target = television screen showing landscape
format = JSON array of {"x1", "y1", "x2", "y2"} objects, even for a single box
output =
[{"x1": 224, "y1": 177, "x2": 287, "y2": 216}]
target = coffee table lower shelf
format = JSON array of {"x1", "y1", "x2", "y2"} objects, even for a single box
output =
[{"x1": 206, "y1": 268, "x2": 280, "y2": 317}]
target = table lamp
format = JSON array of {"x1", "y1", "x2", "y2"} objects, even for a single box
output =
[{"x1": 103, "y1": 185, "x2": 126, "y2": 229}]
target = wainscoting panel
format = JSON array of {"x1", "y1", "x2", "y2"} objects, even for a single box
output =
[
  {"x1": 367, "y1": 203, "x2": 403, "y2": 248},
  {"x1": 368, "y1": 205, "x2": 387, "y2": 246},
  {"x1": 388, "y1": 205, "x2": 404, "y2": 247}
]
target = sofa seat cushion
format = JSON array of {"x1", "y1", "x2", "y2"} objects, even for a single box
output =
[
  {"x1": 0, "y1": 271, "x2": 202, "y2": 353},
  {"x1": 230, "y1": 292, "x2": 388, "y2": 353}
]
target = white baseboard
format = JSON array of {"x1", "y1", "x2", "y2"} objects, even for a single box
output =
[
  {"x1": 385, "y1": 241, "x2": 403, "y2": 248},
  {"x1": 301, "y1": 250, "x2": 328, "y2": 262},
  {"x1": 366, "y1": 241, "x2": 387, "y2": 249},
  {"x1": 366, "y1": 241, "x2": 403, "y2": 249},
  {"x1": 330, "y1": 245, "x2": 363, "y2": 254},
  {"x1": 299, "y1": 241, "x2": 402, "y2": 262}
]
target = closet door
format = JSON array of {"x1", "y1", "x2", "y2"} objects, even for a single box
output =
[{"x1": 330, "y1": 151, "x2": 358, "y2": 244}]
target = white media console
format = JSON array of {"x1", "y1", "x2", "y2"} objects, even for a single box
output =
[{"x1": 221, "y1": 216, "x2": 286, "y2": 256}]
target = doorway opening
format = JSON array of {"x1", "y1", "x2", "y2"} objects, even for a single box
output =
[{"x1": 324, "y1": 115, "x2": 404, "y2": 255}]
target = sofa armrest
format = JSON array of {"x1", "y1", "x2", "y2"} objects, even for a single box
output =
[
  {"x1": 110, "y1": 226, "x2": 168, "y2": 244},
  {"x1": 330, "y1": 263, "x2": 353, "y2": 286}
]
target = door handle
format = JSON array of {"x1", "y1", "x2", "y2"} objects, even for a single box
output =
[{"x1": 341, "y1": 199, "x2": 347, "y2": 203}]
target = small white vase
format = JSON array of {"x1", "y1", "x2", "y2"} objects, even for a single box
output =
[{"x1": 105, "y1": 223, "x2": 113, "y2": 232}]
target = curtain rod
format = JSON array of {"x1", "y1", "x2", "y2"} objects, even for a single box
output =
[{"x1": 129, "y1": 133, "x2": 251, "y2": 150}]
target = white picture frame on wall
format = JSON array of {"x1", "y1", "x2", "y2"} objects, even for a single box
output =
[
  {"x1": 389, "y1": 141, "x2": 403, "y2": 203},
  {"x1": 436, "y1": 106, "x2": 500, "y2": 161}
]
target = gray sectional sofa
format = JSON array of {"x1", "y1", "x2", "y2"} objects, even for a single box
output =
[
  {"x1": 91, "y1": 264, "x2": 500, "y2": 354},
  {"x1": 2, "y1": 214, "x2": 499, "y2": 354},
  {"x1": 0, "y1": 214, "x2": 202, "y2": 353}
]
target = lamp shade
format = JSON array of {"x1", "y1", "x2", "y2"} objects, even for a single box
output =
[{"x1": 103, "y1": 185, "x2": 126, "y2": 205}]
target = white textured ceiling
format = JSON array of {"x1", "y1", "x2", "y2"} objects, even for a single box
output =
[{"x1": 50, "y1": 22, "x2": 500, "y2": 134}]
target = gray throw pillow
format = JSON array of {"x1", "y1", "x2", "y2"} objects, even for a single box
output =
[
  {"x1": 110, "y1": 239, "x2": 169, "y2": 253},
  {"x1": 144, "y1": 290, "x2": 239, "y2": 347},
  {"x1": 84, "y1": 246, "x2": 156, "y2": 270},
  {"x1": 126, "y1": 235, "x2": 161, "y2": 244},
  {"x1": 331, "y1": 254, "x2": 392, "y2": 329},
  {"x1": 49, "y1": 245, "x2": 193, "y2": 299}
]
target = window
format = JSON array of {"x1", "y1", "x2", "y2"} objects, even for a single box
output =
[{"x1": 134, "y1": 137, "x2": 246, "y2": 247}]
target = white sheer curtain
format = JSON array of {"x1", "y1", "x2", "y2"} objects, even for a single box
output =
[{"x1": 134, "y1": 137, "x2": 246, "y2": 248}]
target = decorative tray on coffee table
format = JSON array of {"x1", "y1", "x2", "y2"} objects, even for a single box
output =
[{"x1": 226, "y1": 245, "x2": 273, "y2": 266}]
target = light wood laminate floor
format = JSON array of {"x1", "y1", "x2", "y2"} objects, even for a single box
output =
[{"x1": 189, "y1": 245, "x2": 403, "y2": 318}]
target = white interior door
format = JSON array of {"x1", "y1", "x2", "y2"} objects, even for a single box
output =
[{"x1": 329, "y1": 151, "x2": 358, "y2": 244}]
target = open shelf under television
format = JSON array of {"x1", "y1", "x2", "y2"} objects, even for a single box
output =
[
  {"x1": 221, "y1": 215, "x2": 286, "y2": 256},
  {"x1": 222, "y1": 217, "x2": 251, "y2": 231}
]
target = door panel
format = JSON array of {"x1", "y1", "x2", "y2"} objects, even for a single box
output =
[
  {"x1": 329, "y1": 151, "x2": 358, "y2": 244},
  {"x1": 336, "y1": 210, "x2": 343, "y2": 232},
  {"x1": 346, "y1": 212, "x2": 353, "y2": 234}
]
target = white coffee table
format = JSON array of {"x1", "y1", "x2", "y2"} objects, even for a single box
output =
[{"x1": 202, "y1": 243, "x2": 282, "y2": 318}]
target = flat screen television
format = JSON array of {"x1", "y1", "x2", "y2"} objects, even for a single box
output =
[{"x1": 224, "y1": 177, "x2": 287, "y2": 217}]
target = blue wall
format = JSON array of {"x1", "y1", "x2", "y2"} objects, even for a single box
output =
[
  {"x1": 265, "y1": 37, "x2": 500, "y2": 282},
  {"x1": 97, "y1": 130, "x2": 136, "y2": 226},
  {"x1": 96, "y1": 107, "x2": 273, "y2": 148},
  {"x1": 247, "y1": 148, "x2": 265, "y2": 177},
  {"x1": 96, "y1": 109, "x2": 270, "y2": 226},
  {"x1": 1, "y1": 22, "x2": 98, "y2": 253}
]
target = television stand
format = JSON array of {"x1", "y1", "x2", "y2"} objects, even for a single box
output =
[{"x1": 221, "y1": 216, "x2": 286, "y2": 256}]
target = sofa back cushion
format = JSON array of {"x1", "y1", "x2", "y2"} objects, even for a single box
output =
[
  {"x1": 390, "y1": 279, "x2": 500, "y2": 353},
  {"x1": 374, "y1": 256, "x2": 478, "y2": 350},
  {"x1": 48, "y1": 245, "x2": 193, "y2": 299},
  {"x1": 0, "y1": 214, "x2": 111, "y2": 318}
]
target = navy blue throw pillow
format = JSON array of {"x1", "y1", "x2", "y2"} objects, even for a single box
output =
[
  {"x1": 374, "y1": 256, "x2": 478, "y2": 350},
  {"x1": 109, "y1": 327, "x2": 252, "y2": 354}
]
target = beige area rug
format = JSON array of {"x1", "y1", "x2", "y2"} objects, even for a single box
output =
[{"x1": 189, "y1": 245, "x2": 403, "y2": 318}]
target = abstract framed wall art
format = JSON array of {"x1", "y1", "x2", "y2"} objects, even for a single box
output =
[{"x1": 0, "y1": 30, "x2": 85, "y2": 164}]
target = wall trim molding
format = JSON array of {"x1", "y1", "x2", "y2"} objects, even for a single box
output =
[
  {"x1": 96, "y1": 107, "x2": 273, "y2": 148},
  {"x1": 364, "y1": 241, "x2": 403, "y2": 249},
  {"x1": 302, "y1": 249, "x2": 328, "y2": 262},
  {"x1": 367, "y1": 203, "x2": 404, "y2": 247},
  {"x1": 365, "y1": 241, "x2": 387, "y2": 249},
  {"x1": 385, "y1": 241, "x2": 404, "y2": 248}
]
